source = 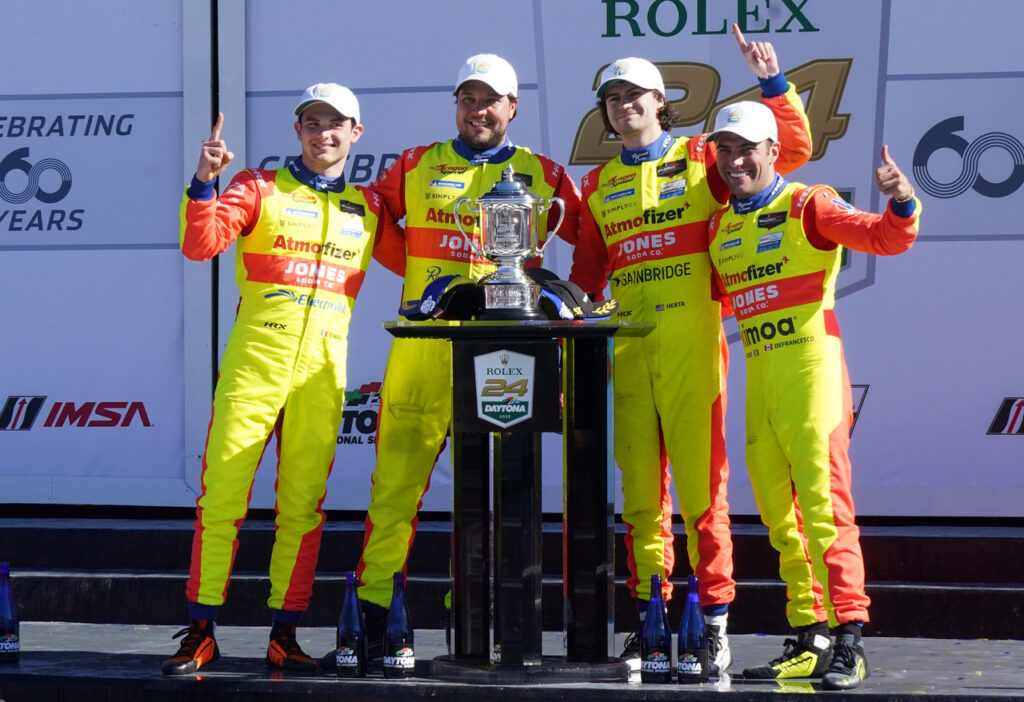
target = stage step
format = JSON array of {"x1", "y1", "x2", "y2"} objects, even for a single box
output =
[{"x1": 1, "y1": 517, "x2": 1021, "y2": 639}]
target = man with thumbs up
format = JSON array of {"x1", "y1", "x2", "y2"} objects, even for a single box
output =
[
  {"x1": 163, "y1": 83, "x2": 402, "y2": 675},
  {"x1": 706, "y1": 101, "x2": 920, "y2": 690}
]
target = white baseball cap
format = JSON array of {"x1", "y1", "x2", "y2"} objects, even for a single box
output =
[
  {"x1": 454, "y1": 54, "x2": 518, "y2": 97},
  {"x1": 709, "y1": 101, "x2": 777, "y2": 143},
  {"x1": 596, "y1": 57, "x2": 665, "y2": 98},
  {"x1": 294, "y1": 82, "x2": 361, "y2": 125}
]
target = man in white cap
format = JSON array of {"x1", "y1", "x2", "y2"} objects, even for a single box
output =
[
  {"x1": 351, "y1": 53, "x2": 581, "y2": 658},
  {"x1": 569, "y1": 25, "x2": 812, "y2": 676},
  {"x1": 707, "y1": 100, "x2": 919, "y2": 689},
  {"x1": 163, "y1": 83, "x2": 402, "y2": 675}
]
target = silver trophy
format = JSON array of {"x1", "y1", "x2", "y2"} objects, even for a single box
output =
[{"x1": 454, "y1": 166, "x2": 564, "y2": 319}]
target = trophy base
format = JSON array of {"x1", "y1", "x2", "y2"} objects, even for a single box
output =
[
  {"x1": 476, "y1": 306, "x2": 546, "y2": 321},
  {"x1": 476, "y1": 281, "x2": 543, "y2": 320}
]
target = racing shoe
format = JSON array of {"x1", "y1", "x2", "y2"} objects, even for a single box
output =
[
  {"x1": 161, "y1": 619, "x2": 219, "y2": 675},
  {"x1": 742, "y1": 624, "x2": 832, "y2": 679},
  {"x1": 618, "y1": 629, "x2": 642, "y2": 671},
  {"x1": 266, "y1": 622, "x2": 318, "y2": 672},
  {"x1": 821, "y1": 633, "x2": 870, "y2": 690},
  {"x1": 706, "y1": 618, "x2": 732, "y2": 675}
]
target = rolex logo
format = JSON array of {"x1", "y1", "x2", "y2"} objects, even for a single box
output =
[{"x1": 500, "y1": 352, "x2": 510, "y2": 365}]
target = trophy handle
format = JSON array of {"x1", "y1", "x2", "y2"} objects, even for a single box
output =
[
  {"x1": 453, "y1": 197, "x2": 486, "y2": 259},
  {"x1": 537, "y1": 196, "x2": 565, "y2": 254}
]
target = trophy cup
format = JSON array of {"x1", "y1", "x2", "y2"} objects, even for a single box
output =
[{"x1": 454, "y1": 166, "x2": 564, "y2": 320}]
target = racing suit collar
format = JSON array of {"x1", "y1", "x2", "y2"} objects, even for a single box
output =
[
  {"x1": 452, "y1": 135, "x2": 517, "y2": 165},
  {"x1": 619, "y1": 131, "x2": 673, "y2": 166},
  {"x1": 731, "y1": 173, "x2": 787, "y2": 214},
  {"x1": 288, "y1": 157, "x2": 347, "y2": 193}
]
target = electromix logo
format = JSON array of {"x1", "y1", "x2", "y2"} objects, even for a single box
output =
[{"x1": 913, "y1": 116, "x2": 1024, "y2": 198}]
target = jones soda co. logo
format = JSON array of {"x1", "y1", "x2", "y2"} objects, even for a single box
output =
[{"x1": 474, "y1": 350, "x2": 535, "y2": 429}]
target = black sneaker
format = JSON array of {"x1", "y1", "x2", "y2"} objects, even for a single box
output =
[
  {"x1": 619, "y1": 629, "x2": 641, "y2": 671},
  {"x1": 267, "y1": 622, "x2": 318, "y2": 672},
  {"x1": 161, "y1": 619, "x2": 219, "y2": 675},
  {"x1": 742, "y1": 626, "x2": 832, "y2": 679},
  {"x1": 822, "y1": 633, "x2": 869, "y2": 690}
]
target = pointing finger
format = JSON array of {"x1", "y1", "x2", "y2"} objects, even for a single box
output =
[
  {"x1": 733, "y1": 23, "x2": 748, "y2": 49},
  {"x1": 209, "y1": 112, "x2": 224, "y2": 142}
]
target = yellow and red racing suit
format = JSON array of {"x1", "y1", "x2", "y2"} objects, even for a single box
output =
[
  {"x1": 358, "y1": 138, "x2": 580, "y2": 608},
  {"x1": 569, "y1": 79, "x2": 810, "y2": 606},
  {"x1": 180, "y1": 159, "x2": 401, "y2": 615},
  {"x1": 707, "y1": 179, "x2": 920, "y2": 626}
]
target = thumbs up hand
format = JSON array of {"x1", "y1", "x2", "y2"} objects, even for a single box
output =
[{"x1": 876, "y1": 144, "x2": 914, "y2": 202}]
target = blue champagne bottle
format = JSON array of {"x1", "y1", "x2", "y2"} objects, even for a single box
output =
[
  {"x1": 677, "y1": 574, "x2": 709, "y2": 683},
  {"x1": 639, "y1": 574, "x2": 672, "y2": 683},
  {"x1": 0, "y1": 562, "x2": 19, "y2": 663},
  {"x1": 335, "y1": 571, "x2": 366, "y2": 677},
  {"x1": 383, "y1": 571, "x2": 415, "y2": 678}
]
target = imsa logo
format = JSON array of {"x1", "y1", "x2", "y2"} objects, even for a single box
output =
[
  {"x1": 474, "y1": 350, "x2": 535, "y2": 429},
  {"x1": 988, "y1": 397, "x2": 1024, "y2": 435}
]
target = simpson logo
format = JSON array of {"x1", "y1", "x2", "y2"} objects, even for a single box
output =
[
  {"x1": 430, "y1": 179, "x2": 465, "y2": 190},
  {"x1": 603, "y1": 188, "x2": 635, "y2": 203},
  {"x1": 758, "y1": 212, "x2": 787, "y2": 228},
  {"x1": 656, "y1": 159, "x2": 686, "y2": 177},
  {"x1": 474, "y1": 350, "x2": 534, "y2": 428},
  {"x1": 988, "y1": 397, "x2": 1024, "y2": 435},
  {"x1": 719, "y1": 237, "x2": 741, "y2": 250},
  {"x1": 337, "y1": 200, "x2": 366, "y2": 216},
  {"x1": 284, "y1": 207, "x2": 318, "y2": 219},
  {"x1": 757, "y1": 231, "x2": 783, "y2": 252},
  {"x1": 659, "y1": 178, "x2": 686, "y2": 200}
]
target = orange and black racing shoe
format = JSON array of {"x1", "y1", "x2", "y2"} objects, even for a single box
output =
[
  {"x1": 267, "y1": 622, "x2": 319, "y2": 672},
  {"x1": 161, "y1": 619, "x2": 220, "y2": 675}
]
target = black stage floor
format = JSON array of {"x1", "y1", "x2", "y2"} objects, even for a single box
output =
[{"x1": 1, "y1": 623, "x2": 1022, "y2": 701}]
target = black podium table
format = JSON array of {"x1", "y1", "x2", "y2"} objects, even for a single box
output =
[{"x1": 384, "y1": 320, "x2": 652, "y2": 683}]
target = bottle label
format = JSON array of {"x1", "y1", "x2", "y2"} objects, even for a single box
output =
[
  {"x1": 335, "y1": 646, "x2": 359, "y2": 669},
  {"x1": 641, "y1": 651, "x2": 671, "y2": 673},
  {"x1": 677, "y1": 653, "x2": 702, "y2": 675},
  {"x1": 383, "y1": 647, "x2": 415, "y2": 669},
  {"x1": 0, "y1": 633, "x2": 18, "y2": 653}
]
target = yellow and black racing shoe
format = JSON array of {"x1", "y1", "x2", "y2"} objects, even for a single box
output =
[{"x1": 742, "y1": 628, "x2": 832, "y2": 679}]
